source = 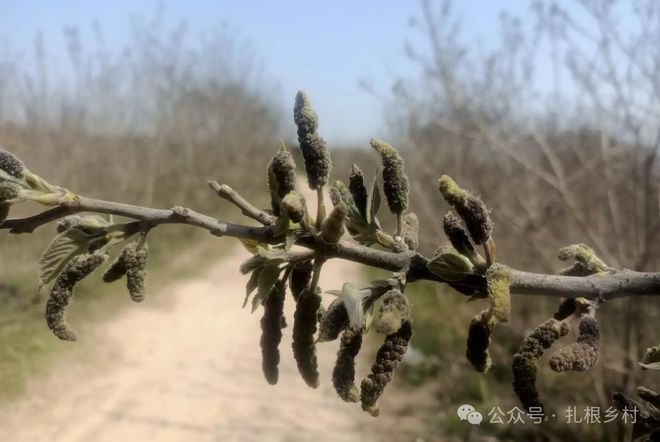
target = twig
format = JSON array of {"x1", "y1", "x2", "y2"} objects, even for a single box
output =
[{"x1": 208, "y1": 181, "x2": 274, "y2": 226}]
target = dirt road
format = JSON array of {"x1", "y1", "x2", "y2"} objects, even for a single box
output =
[{"x1": 0, "y1": 241, "x2": 402, "y2": 442}]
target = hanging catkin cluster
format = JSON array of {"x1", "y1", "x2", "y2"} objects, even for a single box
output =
[
  {"x1": 332, "y1": 327, "x2": 363, "y2": 403},
  {"x1": 348, "y1": 164, "x2": 368, "y2": 218},
  {"x1": 289, "y1": 260, "x2": 313, "y2": 301},
  {"x1": 260, "y1": 280, "x2": 286, "y2": 385},
  {"x1": 292, "y1": 286, "x2": 322, "y2": 388},
  {"x1": 46, "y1": 253, "x2": 107, "y2": 341},
  {"x1": 549, "y1": 316, "x2": 600, "y2": 372},
  {"x1": 370, "y1": 138, "x2": 409, "y2": 216},
  {"x1": 466, "y1": 311, "x2": 496, "y2": 373},
  {"x1": 125, "y1": 245, "x2": 149, "y2": 302},
  {"x1": 438, "y1": 175, "x2": 492, "y2": 245},
  {"x1": 268, "y1": 143, "x2": 297, "y2": 216},
  {"x1": 318, "y1": 297, "x2": 349, "y2": 343},
  {"x1": 361, "y1": 320, "x2": 412, "y2": 417},
  {"x1": 512, "y1": 319, "x2": 570, "y2": 411},
  {"x1": 293, "y1": 91, "x2": 331, "y2": 190}
]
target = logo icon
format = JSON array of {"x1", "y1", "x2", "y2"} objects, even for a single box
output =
[{"x1": 457, "y1": 404, "x2": 483, "y2": 425}]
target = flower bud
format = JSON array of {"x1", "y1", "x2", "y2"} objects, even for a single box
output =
[
  {"x1": 438, "y1": 175, "x2": 492, "y2": 245},
  {"x1": 557, "y1": 244, "x2": 607, "y2": 273},
  {"x1": 0, "y1": 182, "x2": 20, "y2": 202},
  {"x1": 549, "y1": 316, "x2": 599, "y2": 372},
  {"x1": 260, "y1": 280, "x2": 286, "y2": 385},
  {"x1": 281, "y1": 191, "x2": 307, "y2": 224},
  {"x1": 361, "y1": 320, "x2": 412, "y2": 417},
  {"x1": 268, "y1": 142, "x2": 297, "y2": 216},
  {"x1": 294, "y1": 92, "x2": 331, "y2": 190},
  {"x1": 292, "y1": 287, "x2": 322, "y2": 388},
  {"x1": 321, "y1": 202, "x2": 346, "y2": 244},
  {"x1": 442, "y1": 212, "x2": 478, "y2": 260},
  {"x1": 370, "y1": 138, "x2": 409, "y2": 215},
  {"x1": 333, "y1": 327, "x2": 363, "y2": 402},
  {"x1": 46, "y1": 254, "x2": 106, "y2": 341},
  {"x1": 0, "y1": 149, "x2": 25, "y2": 179},
  {"x1": 375, "y1": 289, "x2": 410, "y2": 335},
  {"x1": 349, "y1": 164, "x2": 368, "y2": 219}
]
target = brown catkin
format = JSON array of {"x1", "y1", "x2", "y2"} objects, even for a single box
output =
[
  {"x1": 349, "y1": 164, "x2": 368, "y2": 219},
  {"x1": 361, "y1": 320, "x2": 412, "y2": 417},
  {"x1": 370, "y1": 138, "x2": 409, "y2": 215},
  {"x1": 260, "y1": 280, "x2": 286, "y2": 385},
  {"x1": 438, "y1": 175, "x2": 492, "y2": 245},
  {"x1": 293, "y1": 91, "x2": 331, "y2": 190},
  {"x1": 321, "y1": 202, "x2": 346, "y2": 244},
  {"x1": 549, "y1": 316, "x2": 599, "y2": 372},
  {"x1": 289, "y1": 260, "x2": 313, "y2": 301},
  {"x1": 0, "y1": 149, "x2": 25, "y2": 178},
  {"x1": 466, "y1": 311, "x2": 495, "y2": 373},
  {"x1": 375, "y1": 289, "x2": 410, "y2": 335},
  {"x1": 553, "y1": 298, "x2": 577, "y2": 320},
  {"x1": 442, "y1": 212, "x2": 476, "y2": 257},
  {"x1": 268, "y1": 143, "x2": 297, "y2": 216},
  {"x1": 512, "y1": 319, "x2": 570, "y2": 411},
  {"x1": 292, "y1": 287, "x2": 322, "y2": 388},
  {"x1": 333, "y1": 327, "x2": 363, "y2": 402},
  {"x1": 125, "y1": 244, "x2": 148, "y2": 303},
  {"x1": 103, "y1": 249, "x2": 128, "y2": 283},
  {"x1": 317, "y1": 297, "x2": 349, "y2": 343},
  {"x1": 46, "y1": 254, "x2": 106, "y2": 341}
]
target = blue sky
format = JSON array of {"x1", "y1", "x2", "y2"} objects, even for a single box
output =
[{"x1": 0, "y1": 1, "x2": 582, "y2": 144}]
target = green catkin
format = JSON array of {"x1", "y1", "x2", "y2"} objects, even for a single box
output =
[
  {"x1": 401, "y1": 212, "x2": 419, "y2": 251},
  {"x1": 549, "y1": 316, "x2": 599, "y2": 372},
  {"x1": 293, "y1": 91, "x2": 331, "y2": 190},
  {"x1": 466, "y1": 311, "x2": 496, "y2": 373},
  {"x1": 486, "y1": 264, "x2": 511, "y2": 323},
  {"x1": 289, "y1": 260, "x2": 313, "y2": 301},
  {"x1": 375, "y1": 289, "x2": 410, "y2": 335},
  {"x1": 361, "y1": 320, "x2": 412, "y2": 417},
  {"x1": 331, "y1": 180, "x2": 355, "y2": 207},
  {"x1": 103, "y1": 249, "x2": 129, "y2": 283},
  {"x1": 348, "y1": 164, "x2": 368, "y2": 218},
  {"x1": 260, "y1": 280, "x2": 286, "y2": 385},
  {"x1": 281, "y1": 191, "x2": 307, "y2": 224},
  {"x1": 370, "y1": 138, "x2": 409, "y2": 215},
  {"x1": 46, "y1": 254, "x2": 106, "y2": 341},
  {"x1": 553, "y1": 298, "x2": 577, "y2": 320},
  {"x1": 442, "y1": 212, "x2": 476, "y2": 257},
  {"x1": 317, "y1": 297, "x2": 349, "y2": 343},
  {"x1": 292, "y1": 287, "x2": 322, "y2": 388},
  {"x1": 512, "y1": 319, "x2": 570, "y2": 411},
  {"x1": 321, "y1": 202, "x2": 346, "y2": 244},
  {"x1": 333, "y1": 327, "x2": 363, "y2": 402},
  {"x1": 0, "y1": 182, "x2": 20, "y2": 202},
  {"x1": 0, "y1": 149, "x2": 25, "y2": 178},
  {"x1": 557, "y1": 244, "x2": 607, "y2": 273},
  {"x1": 125, "y1": 245, "x2": 148, "y2": 303},
  {"x1": 438, "y1": 175, "x2": 493, "y2": 245}
]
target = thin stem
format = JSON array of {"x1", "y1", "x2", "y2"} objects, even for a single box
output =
[
  {"x1": 315, "y1": 187, "x2": 326, "y2": 229},
  {"x1": 396, "y1": 212, "x2": 403, "y2": 237},
  {"x1": 208, "y1": 181, "x2": 274, "y2": 226}
]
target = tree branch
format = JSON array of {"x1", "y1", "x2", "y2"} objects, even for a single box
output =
[
  {"x1": 208, "y1": 181, "x2": 274, "y2": 226},
  {"x1": 1, "y1": 193, "x2": 659, "y2": 301}
]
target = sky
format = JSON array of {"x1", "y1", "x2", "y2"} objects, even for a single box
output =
[{"x1": 0, "y1": 1, "x2": 582, "y2": 145}]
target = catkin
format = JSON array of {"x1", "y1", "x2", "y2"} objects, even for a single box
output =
[
  {"x1": 553, "y1": 298, "x2": 577, "y2": 320},
  {"x1": 331, "y1": 180, "x2": 355, "y2": 207},
  {"x1": 318, "y1": 297, "x2": 349, "y2": 343},
  {"x1": 401, "y1": 213, "x2": 419, "y2": 251},
  {"x1": 292, "y1": 287, "x2": 322, "y2": 388},
  {"x1": 375, "y1": 289, "x2": 410, "y2": 335},
  {"x1": 260, "y1": 280, "x2": 286, "y2": 385},
  {"x1": 289, "y1": 260, "x2": 313, "y2": 301},
  {"x1": 486, "y1": 264, "x2": 511, "y2": 323},
  {"x1": 466, "y1": 311, "x2": 495, "y2": 373},
  {"x1": 370, "y1": 138, "x2": 409, "y2": 215},
  {"x1": 512, "y1": 319, "x2": 570, "y2": 411},
  {"x1": 557, "y1": 244, "x2": 607, "y2": 273},
  {"x1": 443, "y1": 212, "x2": 476, "y2": 258},
  {"x1": 333, "y1": 327, "x2": 363, "y2": 402},
  {"x1": 103, "y1": 249, "x2": 128, "y2": 283},
  {"x1": 281, "y1": 191, "x2": 307, "y2": 224},
  {"x1": 549, "y1": 316, "x2": 599, "y2": 372},
  {"x1": 438, "y1": 175, "x2": 492, "y2": 245},
  {"x1": 349, "y1": 164, "x2": 368, "y2": 219},
  {"x1": 268, "y1": 144, "x2": 297, "y2": 216},
  {"x1": 46, "y1": 254, "x2": 106, "y2": 341},
  {"x1": 0, "y1": 149, "x2": 25, "y2": 178},
  {"x1": 125, "y1": 245, "x2": 148, "y2": 302},
  {"x1": 361, "y1": 320, "x2": 412, "y2": 417},
  {"x1": 0, "y1": 182, "x2": 20, "y2": 202},
  {"x1": 293, "y1": 91, "x2": 331, "y2": 190},
  {"x1": 321, "y1": 202, "x2": 346, "y2": 244}
]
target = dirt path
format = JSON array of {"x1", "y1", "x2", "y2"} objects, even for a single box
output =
[{"x1": 0, "y1": 244, "x2": 392, "y2": 442}]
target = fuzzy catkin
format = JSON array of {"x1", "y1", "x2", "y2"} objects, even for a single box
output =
[
  {"x1": 125, "y1": 245, "x2": 148, "y2": 303},
  {"x1": 486, "y1": 264, "x2": 511, "y2": 323},
  {"x1": 103, "y1": 249, "x2": 128, "y2": 283},
  {"x1": 0, "y1": 149, "x2": 25, "y2": 178},
  {"x1": 260, "y1": 280, "x2": 286, "y2": 385},
  {"x1": 349, "y1": 164, "x2": 368, "y2": 219},
  {"x1": 293, "y1": 91, "x2": 331, "y2": 190},
  {"x1": 0, "y1": 182, "x2": 20, "y2": 202},
  {"x1": 401, "y1": 213, "x2": 419, "y2": 251},
  {"x1": 466, "y1": 311, "x2": 495, "y2": 373},
  {"x1": 318, "y1": 297, "x2": 349, "y2": 343},
  {"x1": 371, "y1": 138, "x2": 409, "y2": 215},
  {"x1": 281, "y1": 191, "x2": 307, "y2": 224},
  {"x1": 321, "y1": 202, "x2": 346, "y2": 244},
  {"x1": 46, "y1": 254, "x2": 106, "y2": 341},
  {"x1": 442, "y1": 212, "x2": 476, "y2": 257},
  {"x1": 438, "y1": 175, "x2": 492, "y2": 245},
  {"x1": 292, "y1": 287, "x2": 322, "y2": 388},
  {"x1": 512, "y1": 319, "x2": 570, "y2": 411},
  {"x1": 361, "y1": 320, "x2": 412, "y2": 417},
  {"x1": 333, "y1": 327, "x2": 363, "y2": 402},
  {"x1": 289, "y1": 260, "x2": 313, "y2": 301},
  {"x1": 549, "y1": 316, "x2": 599, "y2": 372},
  {"x1": 557, "y1": 244, "x2": 607, "y2": 273},
  {"x1": 375, "y1": 289, "x2": 410, "y2": 335}
]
